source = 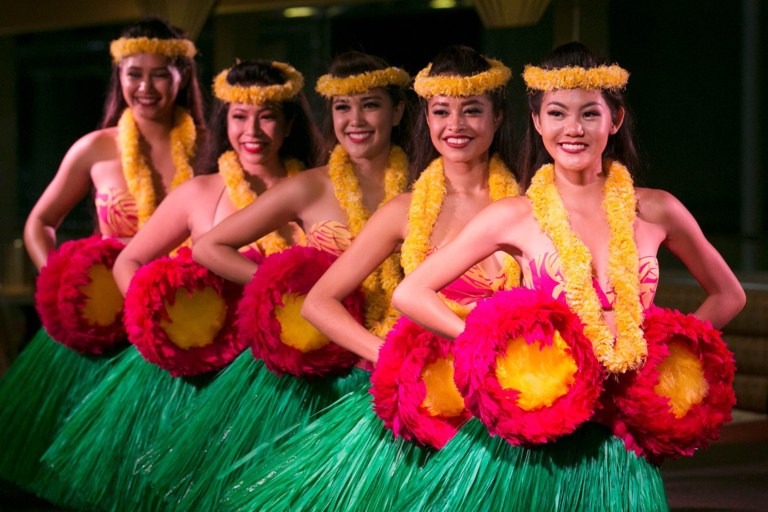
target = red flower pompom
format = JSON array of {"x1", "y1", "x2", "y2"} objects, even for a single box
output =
[
  {"x1": 371, "y1": 317, "x2": 472, "y2": 449},
  {"x1": 237, "y1": 246, "x2": 364, "y2": 378},
  {"x1": 36, "y1": 235, "x2": 127, "y2": 354},
  {"x1": 454, "y1": 287, "x2": 604, "y2": 445},
  {"x1": 124, "y1": 247, "x2": 245, "y2": 377},
  {"x1": 610, "y1": 306, "x2": 736, "y2": 462}
]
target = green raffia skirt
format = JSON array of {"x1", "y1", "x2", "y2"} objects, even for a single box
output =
[
  {"x1": 223, "y1": 386, "x2": 669, "y2": 512},
  {"x1": 0, "y1": 327, "x2": 123, "y2": 508},
  {"x1": 138, "y1": 351, "x2": 370, "y2": 511},
  {"x1": 42, "y1": 345, "x2": 213, "y2": 512}
]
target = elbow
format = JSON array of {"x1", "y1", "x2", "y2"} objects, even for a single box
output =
[
  {"x1": 191, "y1": 238, "x2": 209, "y2": 266},
  {"x1": 391, "y1": 283, "x2": 409, "y2": 316},
  {"x1": 301, "y1": 289, "x2": 319, "y2": 325},
  {"x1": 733, "y1": 285, "x2": 747, "y2": 315}
]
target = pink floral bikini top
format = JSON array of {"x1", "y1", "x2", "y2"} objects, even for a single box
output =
[
  {"x1": 305, "y1": 221, "x2": 505, "y2": 306},
  {"x1": 522, "y1": 252, "x2": 659, "y2": 310},
  {"x1": 95, "y1": 187, "x2": 139, "y2": 238}
]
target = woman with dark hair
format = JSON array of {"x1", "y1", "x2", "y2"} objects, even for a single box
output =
[
  {"x1": 130, "y1": 51, "x2": 413, "y2": 510},
  {"x1": 0, "y1": 16, "x2": 205, "y2": 507},
  {"x1": 38, "y1": 60, "x2": 319, "y2": 512},
  {"x1": 222, "y1": 44, "x2": 521, "y2": 512},
  {"x1": 112, "y1": 58, "x2": 319, "y2": 292},
  {"x1": 393, "y1": 42, "x2": 744, "y2": 511}
]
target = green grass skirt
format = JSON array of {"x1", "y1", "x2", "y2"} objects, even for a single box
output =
[
  {"x1": 0, "y1": 327, "x2": 122, "y2": 508},
  {"x1": 223, "y1": 386, "x2": 433, "y2": 512},
  {"x1": 42, "y1": 345, "x2": 213, "y2": 512},
  {"x1": 395, "y1": 417, "x2": 669, "y2": 512},
  {"x1": 139, "y1": 351, "x2": 370, "y2": 511},
  {"x1": 223, "y1": 386, "x2": 669, "y2": 512}
]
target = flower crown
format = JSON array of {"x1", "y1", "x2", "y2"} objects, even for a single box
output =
[
  {"x1": 413, "y1": 57, "x2": 511, "y2": 98},
  {"x1": 213, "y1": 62, "x2": 304, "y2": 105},
  {"x1": 315, "y1": 67, "x2": 411, "y2": 98},
  {"x1": 523, "y1": 65, "x2": 629, "y2": 91},
  {"x1": 110, "y1": 37, "x2": 197, "y2": 64}
]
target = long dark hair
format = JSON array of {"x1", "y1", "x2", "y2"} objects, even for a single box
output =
[
  {"x1": 320, "y1": 51, "x2": 413, "y2": 155},
  {"x1": 194, "y1": 59, "x2": 323, "y2": 175},
  {"x1": 408, "y1": 45, "x2": 517, "y2": 183},
  {"x1": 100, "y1": 16, "x2": 206, "y2": 130},
  {"x1": 518, "y1": 41, "x2": 639, "y2": 191}
]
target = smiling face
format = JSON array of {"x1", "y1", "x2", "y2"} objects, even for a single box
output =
[
  {"x1": 332, "y1": 87, "x2": 404, "y2": 160},
  {"x1": 533, "y1": 88, "x2": 624, "y2": 173},
  {"x1": 426, "y1": 95, "x2": 500, "y2": 165},
  {"x1": 119, "y1": 53, "x2": 184, "y2": 122},
  {"x1": 227, "y1": 102, "x2": 289, "y2": 170}
]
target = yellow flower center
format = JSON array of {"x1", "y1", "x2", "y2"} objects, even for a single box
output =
[
  {"x1": 79, "y1": 263, "x2": 124, "y2": 327},
  {"x1": 495, "y1": 331, "x2": 577, "y2": 411},
  {"x1": 420, "y1": 356, "x2": 465, "y2": 418},
  {"x1": 654, "y1": 340, "x2": 709, "y2": 418},
  {"x1": 274, "y1": 293, "x2": 330, "y2": 353},
  {"x1": 160, "y1": 287, "x2": 227, "y2": 349}
]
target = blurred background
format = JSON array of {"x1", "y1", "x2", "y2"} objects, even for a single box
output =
[{"x1": 0, "y1": 1, "x2": 766, "y2": 509}]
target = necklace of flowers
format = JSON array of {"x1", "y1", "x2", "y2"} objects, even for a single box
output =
[
  {"x1": 327, "y1": 143, "x2": 409, "y2": 338},
  {"x1": 526, "y1": 160, "x2": 645, "y2": 373},
  {"x1": 218, "y1": 150, "x2": 304, "y2": 256},
  {"x1": 401, "y1": 154, "x2": 521, "y2": 318},
  {"x1": 118, "y1": 107, "x2": 196, "y2": 228}
]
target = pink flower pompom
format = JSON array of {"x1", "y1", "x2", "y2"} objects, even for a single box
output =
[
  {"x1": 124, "y1": 247, "x2": 245, "y2": 377},
  {"x1": 371, "y1": 316, "x2": 471, "y2": 449},
  {"x1": 454, "y1": 287, "x2": 604, "y2": 446},
  {"x1": 36, "y1": 235, "x2": 126, "y2": 354},
  {"x1": 237, "y1": 245, "x2": 364, "y2": 378},
  {"x1": 610, "y1": 306, "x2": 736, "y2": 462}
]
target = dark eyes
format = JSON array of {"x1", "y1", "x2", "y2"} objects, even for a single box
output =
[
  {"x1": 333, "y1": 104, "x2": 350, "y2": 112},
  {"x1": 546, "y1": 110, "x2": 601, "y2": 118}
]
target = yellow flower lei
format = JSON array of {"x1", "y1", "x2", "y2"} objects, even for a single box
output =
[
  {"x1": 327, "y1": 144, "x2": 409, "y2": 337},
  {"x1": 413, "y1": 58, "x2": 511, "y2": 98},
  {"x1": 315, "y1": 67, "x2": 411, "y2": 98},
  {"x1": 218, "y1": 150, "x2": 304, "y2": 256},
  {"x1": 401, "y1": 155, "x2": 521, "y2": 318},
  {"x1": 110, "y1": 37, "x2": 197, "y2": 64},
  {"x1": 214, "y1": 62, "x2": 304, "y2": 105},
  {"x1": 117, "y1": 107, "x2": 196, "y2": 228},
  {"x1": 526, "y1": 161, "x2": 645, "y2": 373},
  {"x1": 523, "y1": 65, "x2": 629, "y2": 91}
]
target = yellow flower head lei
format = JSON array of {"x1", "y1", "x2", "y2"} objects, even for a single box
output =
[
  {"x1": 110, "y1": 37, "x2": 197, "y2": 64},
  {"x1": 328, "y1": 144, "x2": 409, "y2": 337},
  {"x1": 218, "y1": 151, "x2": 304, "y2": 256},
  {"x1": 522, "y1": 64, "x2": 629, "y2": 92},
  {"x1": 401, "y1": 155, "x2": 521, "y2": 319},
  {"x1": 413, "y1": 58, "x2": 511, "y2": 98},
  {"x1": 214, "y1": 62, "x2": 305, "y2": 105},
  {"x1": 118, "y1": 107, "x2": 196, "y2": 228},
  {"x1": 526, "y1": 160, "x2": 645, "y2": 373},
  {"x1": 315, "y1": 67, "x2": 411, "y2": 98}
]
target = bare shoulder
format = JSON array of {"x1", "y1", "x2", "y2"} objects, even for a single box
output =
[
  {"x1": 168, "y1": 173, "x2": 224, "y2": 201},
  {"x1": 636, "y1": 187, "x2": 686, "y2": 224},
  {"x1": 484, "y1": 195, "x2": 533, "y2": 223},
  {"x1": 68, "y1": 127, "x2": 119, "y2": 162}
]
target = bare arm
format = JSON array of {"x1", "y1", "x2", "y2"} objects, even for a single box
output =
[
  {"x1": 392, "y1": 198, "x2": 522, "y2": 340},
  {"x1": 23, "y1": 133, "x2": 103, "y2": 270},
  {"x1": 112, "y1": 180, "x2": 198, "y2": 295},
  {"x1": 650, "y1": 190, "x2": 746, "y2": 328},
  {"x1": 193, "y1": 172, "x2": 312, "y2": 284},
  {"x1": 302, "y1": 195, "x2": 409, "y2": 363}
]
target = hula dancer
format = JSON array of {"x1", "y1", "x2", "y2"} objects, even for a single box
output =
[
  {"x1": 0, "y1": 16, "x2": 204, "y2": 507},
  {"x1": 393, "y1": 42, "x2": 744, "y2": 512},
  {"x1": 223, "y1": 45, "x2": 521, "y2": 512},
  {"x1": 40, "y1": 59, "x2": 318, "y2": 512},
  {"x1": 141, "y1": 51, "x2": 412, "y2": 510}
]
